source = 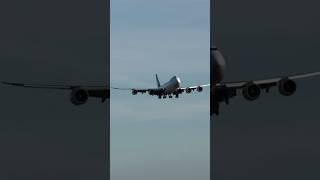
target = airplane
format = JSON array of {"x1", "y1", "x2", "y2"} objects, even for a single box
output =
[
  {"x1": 2, "y1": 74, "x2": 209, "y2": 105},
  {"x1": 112, "y1": 74, "x2": 210, "y2": 99},
  {"x1": 211, "y1": 46, "x2": 320, "y2": 116},
  {"x1": 2, "y1": 81, "x2": 109, "y2": 105}
]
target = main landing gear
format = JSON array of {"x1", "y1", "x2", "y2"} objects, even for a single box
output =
[{"x1": 158, "y1": 94, "x2": 179, "y2": 99}]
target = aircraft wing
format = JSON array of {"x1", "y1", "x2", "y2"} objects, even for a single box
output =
[
  {"x1": 211, "y1": 71, "x2": 320, "y2": 116},
  {"x1": 2, "y1": 81, "x2": 109, "y2": 100},
  {"x1": 180, "y1": 84, "x2": 210, "y2": 89},
  {"x1": 215, "y1": 72, "x2": 320, "y2": 89},
  {"x1": 179, "y1": 84, "x2": 210, "y2": 93},
  {"x1": 111, "y1": 87, "x2": 160, "y2": 94}
]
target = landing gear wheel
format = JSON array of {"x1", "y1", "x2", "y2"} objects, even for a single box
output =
[{"x1": 169, "y1": 95, "x2": 172, "y2": 98}]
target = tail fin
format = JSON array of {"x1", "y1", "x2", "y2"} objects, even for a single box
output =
[{"x1": 155, "y1": 74, "x2": 161, "y2": 87}]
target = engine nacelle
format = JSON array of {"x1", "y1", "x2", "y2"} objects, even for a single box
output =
[
  {"x1": 186, "y1": 88, "x2": 192, "y2": 94},
  {"x1": 132, "y1": 90, "x2": 138, "y2": 95},
  {"x1": 279, "y1": 78, "x2": 296, "y2": 96},
  {"x1": 242, "y1": 82, "x2": 261, "y2": 101},
  {"x1": 70, "y1": 88, "x2": 89, "y2": 105},
  {"x1": 197, "y1": 86, "x2": 203, "y2": 92}
]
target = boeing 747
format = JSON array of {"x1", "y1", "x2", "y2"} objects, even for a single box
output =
[
  {"x1": 112, "y1": 74, "x2": 209, "y2": 99},
  {"x1": 2, "y1": 74, "x2": 209, "y2": 105}
]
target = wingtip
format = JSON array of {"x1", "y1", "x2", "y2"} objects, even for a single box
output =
[{"x1": 1, "y1": 81, "x2": 23, "y2": 86}]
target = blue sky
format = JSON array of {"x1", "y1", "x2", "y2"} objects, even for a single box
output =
[{"x1": 110, "y1": 0, "x2": 209, "y2": 179}]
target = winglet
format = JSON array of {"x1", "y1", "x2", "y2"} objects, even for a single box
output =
[{"x1": 155, "y1": 74, "x2": 161, "y2": 87}]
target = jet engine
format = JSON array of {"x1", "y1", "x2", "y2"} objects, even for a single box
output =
[
  {"x1": 197, "y1": 86, "x2": 203, "y2": 92},
  {"x1": 132, "y1": 90, "x2": 138, "y2": 95},
  {"x1": 186, "y1": 88, "x2": 192, "y2": 94},
  {"x1": 70, "y1": 88, "x2": 89, "y2": 105},
  {"x1": 278, "y1": 78, "x2": 296, "y2": 96},
  {"x1": 242, "y1": 82, "x2": 261, "y2": 101}
]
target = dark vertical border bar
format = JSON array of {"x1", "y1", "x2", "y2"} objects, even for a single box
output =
[
  {"x1": 106, "y1": 0, "x2": 110, "y2": 179},
  {"x1": 210, "y1": 0, "x2": 214, "y2": 179},
  {"x1": 0, "y1": 0, "x2": 110, "y2": 179}
]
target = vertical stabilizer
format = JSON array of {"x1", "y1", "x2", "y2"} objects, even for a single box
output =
[{"x1": 155, "y1": 74, "x2": 161, "y2": 87}]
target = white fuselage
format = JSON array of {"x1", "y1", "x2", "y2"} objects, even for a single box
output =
[{"x1": 159, "y1": 76, "x2": 181, "y2": 94}]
